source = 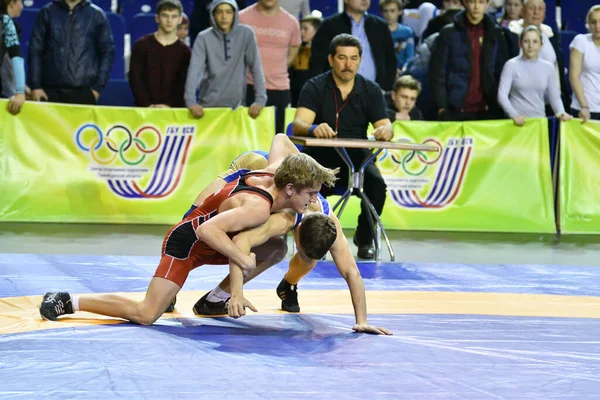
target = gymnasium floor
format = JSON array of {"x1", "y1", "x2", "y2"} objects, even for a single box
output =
[{"x1": 1, "y1": 223, "x2": 600, "y2": 399}]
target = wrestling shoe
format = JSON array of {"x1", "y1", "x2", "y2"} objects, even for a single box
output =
[
  {"x1": 193, "y1": 292, "x2": 228, "y2": 315},
  {"x1": 164, "y1": 296, "x2": 176, "y2": 313},
  {"x1": 276, "y1": 278, "x2": 300, "y2": 312},
  {"x1": 39, "y1": 292, "x2": 74, "y2": 321}
]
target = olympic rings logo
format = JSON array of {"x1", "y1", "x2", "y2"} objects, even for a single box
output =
[
  {"x1": 378, "y1": 139, "x2": 443, "y2": 176},
  {"x1": 76, "y1": 124, "x2": 162, "y2": 166}
]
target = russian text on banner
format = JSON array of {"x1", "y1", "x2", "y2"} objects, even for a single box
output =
[
  {"x1": 559, "y1": 119, "x2": 600, "y2": 234},
  {"x1": 0, "y1": 102, "x2": 275, "y2": 224}
]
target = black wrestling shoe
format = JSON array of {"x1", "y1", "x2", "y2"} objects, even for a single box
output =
[
  {"x1": 39, "y1": 292, "x2": 74, "y2": 321},
  {"x1": 193, "y1": 292, "x2": 228, "y2": 315},
  {"x1": 276, "y1": 278, "x2": 300, "y2": 313},
  {"x1": 353, "y1": 235, "x2": 375, "y2": 260},
  {"x1": 164, "y1": 296, "x2": 176, "y2": 313}
]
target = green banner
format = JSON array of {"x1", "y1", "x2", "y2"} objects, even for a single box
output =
[
  {"x1": 285, "y1": 109, "x2": 555, "y2": 232},
  {"x1": 0, "y1": 101, "x2": 275, "y2": 223},
  {"x1": 559, "y1": 119, "x2": 600, "y2": 233}
]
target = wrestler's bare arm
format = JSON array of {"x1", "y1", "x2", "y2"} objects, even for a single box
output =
[
  {"x1": 265, "y1": 134, "x2": 300, "y2": 171},
  {"x1": 195, "y1": 194, "x2": 271, "y2": 271}
]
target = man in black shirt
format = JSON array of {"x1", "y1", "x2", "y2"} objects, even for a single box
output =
[{"x1": 291, "y1": 33, "x2": 393, "y2": 259}]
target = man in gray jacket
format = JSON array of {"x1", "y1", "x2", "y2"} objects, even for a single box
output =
[{"x1": 185, "y1": 0, "x2": 267, "y2": 119}]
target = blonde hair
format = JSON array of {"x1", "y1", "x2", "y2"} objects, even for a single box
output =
[
  {"x1": 393, "y1": 75, "x2": 422, "y2": 93},
  {"x1": 520, "y1": 24, "x2": 543, "y2": 43},
  {"x1": 586, "y1": 5, "x2": 600, "y2": 31},
  {"x1": 274, "y1": 153, "x2": 338, "y2": 190}
]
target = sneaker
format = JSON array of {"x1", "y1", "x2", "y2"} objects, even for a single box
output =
[
  {"x1": 164, "y1": 296, "x2": 176, "y2": 313},
  {"x1": 39, "y1": 292, "x2": 74, "y2": 321},
  {"x1": 276, "y1": 278, "x2": 300, "y2": 312},
  {"x1": 193, "y1": 292, "x2": 228, "y2": 315}
]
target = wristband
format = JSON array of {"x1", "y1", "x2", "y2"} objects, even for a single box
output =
[
  {"x1": 308, "y1": 124, "x2": 318, "y2": 137},
  {"x1": 581, "y1": 106, "x2": 590, "y2": 109}
]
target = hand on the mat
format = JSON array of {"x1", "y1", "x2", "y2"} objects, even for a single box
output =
[
  {"x1": 228, "y1": 294, "x2": 257, "y2": 318},
  {"x1": 352, "y1": 323, "x2": 393, "y2": 335}
]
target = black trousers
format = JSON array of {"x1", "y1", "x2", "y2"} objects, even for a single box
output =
[
  {"x1": 304, "y1": 147, "x2": 387, "y2": 246},
  {"x1": 44, "y1": 87, "x2": 97, "y2": 105},
  {"x1": 246, "y1": 84, "x2": 290, "y2": 134},
  {"x1": 572, "y1": 108, "x2": 600, "y2": 120}
]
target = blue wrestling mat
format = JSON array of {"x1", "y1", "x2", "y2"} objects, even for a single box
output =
[{"x1": 1, "y1": 254, "x2": 600, "y2": 399}]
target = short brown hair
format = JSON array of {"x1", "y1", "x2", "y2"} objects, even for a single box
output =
[
  {"x1": 274, "y1": 153, "x2": 338, "y2": 190},
  {"x1": 298, "y1": 213, "x2": 337, "y2": 260},
  {"x1": 156, "y1": 0, "x2": 183, "y2": 15},
  {"x1": 393, "y1": 75, "x2": 422, "y2": 93}
]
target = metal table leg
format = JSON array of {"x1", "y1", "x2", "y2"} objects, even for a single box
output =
[{"x1": 331, "y1": 147, "x2": 395, "y2": 261}]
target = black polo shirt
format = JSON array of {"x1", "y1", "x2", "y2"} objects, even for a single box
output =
[{"x1": 297, "y1": 71, "x2": 388, "y2": 140}]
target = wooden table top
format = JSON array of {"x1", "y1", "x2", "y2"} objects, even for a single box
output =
[{"x1": 289, "y1": 136, "x2": 438, "y2": 152}]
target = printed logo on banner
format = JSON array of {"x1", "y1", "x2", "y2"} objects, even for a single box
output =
[
  {"x1": 75, "y1": 124, "x2": 194, "y2": 198},
  {"x1": 378, "y1": 138, "x2": 473, "y2": 209}
]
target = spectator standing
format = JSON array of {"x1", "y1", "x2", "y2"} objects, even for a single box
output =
[
  {"x1": 569, "y1": 5, "x2": 600, "y2": 122},
  {"x1": 240, "y1": 0, "x2": 301, "y2": 133},
  {"x1": 0, "y1": 0, "x2": 25, "y2": 114},
  {"x1": 185, "y1": 0, "x2": 266, "y2": 119},
  {"x1": 498, "y1": 25, "x2": 571, "y2": 126},
  {"x1": 279, "y1": 0, "x2": 310, "y2": 19},
  {"x1": 506, "y1": 0, "x2": 568, "y2": 108},
  {"x1": 499, "y1": 0, "x2": 522, "y2": 27},
  {"x1": 309, "y1": 0, "x2": 396, "y2": 91},
  {"x1": 380, "y1": 0, "x2": 415, "y2": 72},
  {"x1": 28, "y1": 0, "x2": 114, "y2": 104},
  {"x1": 189, "y1": 0, "x2": 246, "y2": 46},
  {"x1": 290, "y1": 16, "x2": 322, "y2": 107},
  {"x1": 177, "y1": 12, "x2": 190, "y2": 45},
  {"x1": 129, "y1": 0, "x2": 191, "y2": 108},
  {"x1": 429, "y1": 0, "x2": 508, "y2": 121}
]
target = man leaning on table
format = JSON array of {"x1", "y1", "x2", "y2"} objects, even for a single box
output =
[{"x1": 291, "y1": 33, "x2": 393, "y2": 260}]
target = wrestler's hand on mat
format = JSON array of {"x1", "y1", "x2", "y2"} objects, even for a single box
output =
[
  {"x1": 248, "y1": 103, "x2": 263, "y2": 119},
  {"x1": 228, "y1": 294, "x2": 257, "y2": 318},
  {"x1": 189, "y1": 104, "x2": 205, "y2": 118},
  {"x1": 352, "y1": 323, "x2": 393, "y2": 335}
]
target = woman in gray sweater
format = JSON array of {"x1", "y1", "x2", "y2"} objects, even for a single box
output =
[{"x1": 498, "y1": 25, "x2": 571, "y2": 126}]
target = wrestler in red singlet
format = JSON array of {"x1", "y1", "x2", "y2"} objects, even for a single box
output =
[{"x1": 154, "y1": 171, "x2": 274, "y2": 287}]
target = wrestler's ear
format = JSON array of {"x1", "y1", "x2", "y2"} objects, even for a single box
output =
[{"x1": 285, "y1": 183, "x2": 296, "y2": 197}]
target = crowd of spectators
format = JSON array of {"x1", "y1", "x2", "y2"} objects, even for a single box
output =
[
  {"x1": 0, "y1": 0, "x2": 597, "y2": 126},
  {"x1": 0, "y1": 0, "x2": 598, "y2": 125}
]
